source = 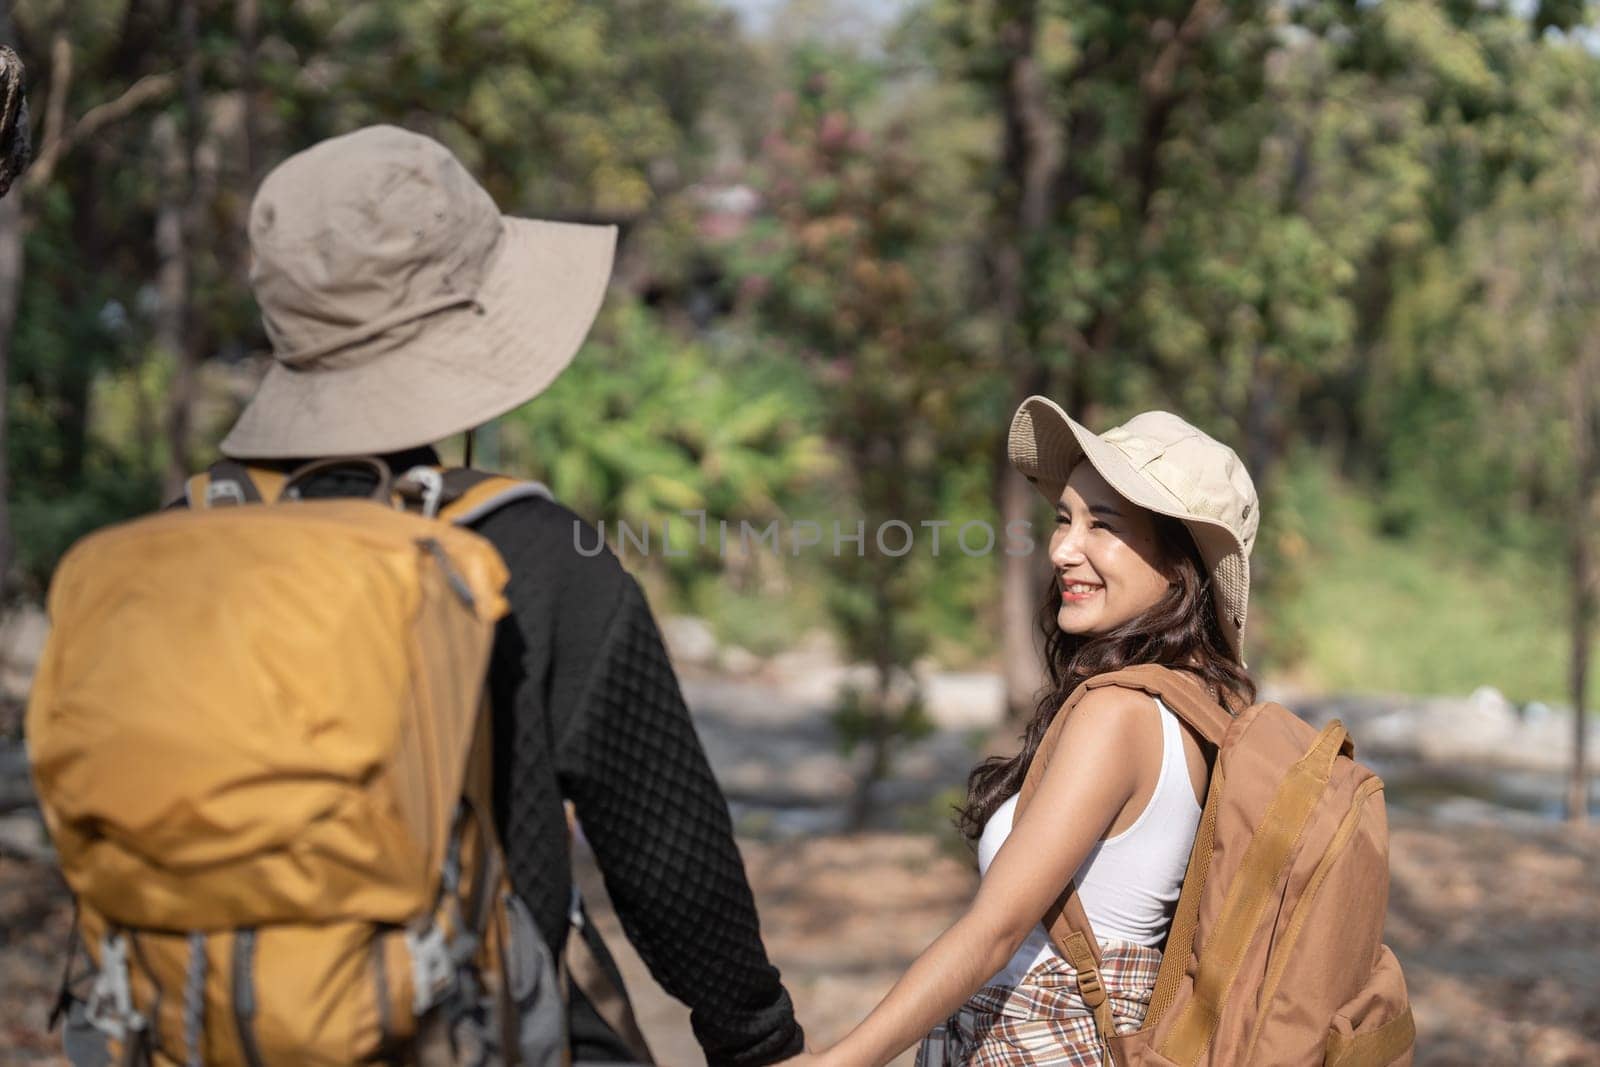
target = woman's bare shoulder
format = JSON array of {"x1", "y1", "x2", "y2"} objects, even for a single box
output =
[
  {"x1": 1059, "y1": 683, "x2": 1160, "y2": 730},
  {"x1": 1047, "y1": 684, "x2": 1164, "y2": 773}
]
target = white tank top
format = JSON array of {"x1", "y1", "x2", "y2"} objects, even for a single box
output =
[{"x1": 977, "y1": 697, "x2": 1201, "y2": 987}]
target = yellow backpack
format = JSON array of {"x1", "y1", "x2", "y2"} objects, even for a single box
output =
[{"x1": 27, "y1": 458, "x2": 566, "y2": 1066}]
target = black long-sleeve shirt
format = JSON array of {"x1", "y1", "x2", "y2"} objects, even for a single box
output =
[
  {"x1": 472, "y1": 492, "x2": 804, "y2": 1066},
  {"x1": 181, "y1": 458, "x2": 804, "y2": 1066}
]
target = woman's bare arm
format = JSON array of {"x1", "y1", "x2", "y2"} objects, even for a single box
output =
[{"x1": 806, "y1": 687, "x2": 1157, "y2": 1067}]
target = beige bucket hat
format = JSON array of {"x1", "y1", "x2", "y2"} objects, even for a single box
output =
[
  {"x1": 1008, "y1": 397, "x2": 1260, "y2": 665},
  {"x1": 220, "y1": 125, "x2": 617, "y2": 459}
]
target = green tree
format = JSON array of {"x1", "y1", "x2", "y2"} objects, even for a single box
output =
[
  {"x1": 735, "y1": 49, "x2": 985, "y2": 827},
  {"x1": 3, "y1": 0, "x2": 758, "y2": 593},
  {"x1": 5, "y1": 0, "x2": 188, "y2": 593},
  {"x1": 318, "y1": 0, "x2": 747, "y2": 220},
  {"x1": 923, "y1": 0, "x2": 1291, "y2": 708},
  {"x1": 1441, "y1": 45, "x2": 1600, "y2": 821}
]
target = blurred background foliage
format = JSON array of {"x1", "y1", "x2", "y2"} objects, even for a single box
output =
[{"x1": 6, "y1": 0, "x2": 1600, "y2": 731}]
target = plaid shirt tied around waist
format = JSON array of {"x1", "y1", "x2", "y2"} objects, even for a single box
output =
[{"x1": 915, "y1": 939, "x2": 1162, "y2": 1067}]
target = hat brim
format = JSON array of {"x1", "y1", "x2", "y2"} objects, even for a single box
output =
[
  {"x1": 1007, "y1": 395, "x2": 1251, "y2": 665},
  {"x1": 220, "y1": 217, "x2": 617, "y2": 459}
]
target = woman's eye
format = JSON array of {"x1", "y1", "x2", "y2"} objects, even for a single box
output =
[{"x1": 1054, "y1": 514, "x2": 1069, "y2": 525}]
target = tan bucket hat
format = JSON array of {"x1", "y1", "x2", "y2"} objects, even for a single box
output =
[
  {"x1": 1008, "y1": 397, "x2": 1260, "y2": 664},
  {"x1": 220, "y1": 125, "x2": 617, "y2": 459}
]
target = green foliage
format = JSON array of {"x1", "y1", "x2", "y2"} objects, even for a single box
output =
[
  {"x1": 831, "y1": 684, "x2": 935, "y2": 755},
  {"x1": 7, "y1": 192, "x2": 164, "y2": 590},
  {"x1": 10, "y1": 451, "x2": 159, "y2": 592},
  {"x1": 1271, "y1": 454, "x2": 1573, "y2": 704},
  {"x1": 10, "y1": 0, "x2": 1600, "y2": 721},
  {"x1": 5, "y1": 0, "x2": 764, "y2": 589},
  {"x1": 319, "y1": 0, "x2": 748, "y2": 215},
  {"x1": 497, "y1": 299, "x2": 829, "y2": 598},
  {"x1": 727, "y1": 44, "x2": 997, "y2": 804},
  {"x1": 686, "y1": 575, "x2": 831, "y2": 659}
]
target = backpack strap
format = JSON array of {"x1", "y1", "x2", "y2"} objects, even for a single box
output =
[
  {"x1": 430, "y1": 469, "x2": 553, "y2": 526},
  {"x1": 281, "y1": 457, "x2": 392, "y2": 504},
  {"x1": 1014, "y1": 666, "x2": 1236, "y2": 1062},
  {"x1": 185, "y1": 461, "x2": 288, "y2": 508},
  {"x1": 565, "y1": 908, "x2": 657, "y2": 1065},
  {"x1": 1080, "y1": 665, "x2": 1236, "y2": 746},
  {"x1": 189, "y1": 461, "x2": 550, "y2": 523}
]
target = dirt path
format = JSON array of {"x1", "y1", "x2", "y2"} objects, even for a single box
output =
[
  {"x1": 583, "y1": 816, "x2": 1600, "y2": 1067},
  {"x1": 4, "y1": 812, "x2": 1598, "y2": 1065}
]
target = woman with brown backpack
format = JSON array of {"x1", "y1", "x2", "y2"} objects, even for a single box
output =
[{"x1": 787, "y1": 398, "x2": 1412, "y2": 1067}]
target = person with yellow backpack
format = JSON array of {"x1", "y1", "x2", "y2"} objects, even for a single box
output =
[
  {"x1": 26, "y1": 125, "x2": 806, "y2": 1066},
  {"x1": 788, "y1": 401, "x2": 1414, "y2": 1067}
]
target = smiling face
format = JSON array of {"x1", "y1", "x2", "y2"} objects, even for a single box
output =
[{"x1": 1049, "y1": 462, "x2": 1175, "y2": 637}]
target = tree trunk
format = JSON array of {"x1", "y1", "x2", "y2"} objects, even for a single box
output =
[
  {"x1": 161, "y1": 0, "x2": 202, "y2": 500},
  {"x1": 1571, "y1": 523, "x2": 1592, "y2": 825},
  {"x1": 154, "y1": 114, "x2": 191, "y2": 497},
  {"x1": 845, "y1": 431, "x2": 913, "y2": 832},
  {"x1": 845, "y1": 576, "x2": 902, "y2": 834},
  {"x1": 0, "y1": 5, "x2": 24, "y2": 599},
  {"x1": 845, "y1": 593, "x2": 893, "y2": 833},
  {"x1": 1001, "y1": 466, "x2": 1045, "y2": 716},
  {"x1": 1570, "y1": 353, "x2": 1596, "y2": 825},
  {"x1": 845, "y1": 698, "x2": 893, "y2": 834},
  {"x1": 993, "y1": 0, "x2": 1060, "y2": 719},
  {"x1": 1243, "y1": 342, "x2": 1276, "y2": 494},
  {"x1": 0, "y1": 190, "x2": 21, "y2": 602},
  {"x1": 237, "y1": 0, "x2": 261, "y2": 187}
]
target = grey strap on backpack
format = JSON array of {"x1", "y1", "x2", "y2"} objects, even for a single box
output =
[
  {"x1": 565, "y1": 896, "x2": 656, "y2": 1067},
  {"x1": 503, "y1": 892, "x2": 569, "y2": 1067}
]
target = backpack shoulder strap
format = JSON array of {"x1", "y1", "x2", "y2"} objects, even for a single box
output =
[
  {"x1": 1013, "y1": 666, "x2": 1235, "y2": 1055},
  {"x1": 385, "y1": 465, "x2": 552, "y2": 523},
  {"x1": 433, "y1": 468, "x2": 553, "y2": 526},
  {"x1": 185, "y1": 460, "x2": 288, "y2": 508},
  {"x1": 1081, "y1": 664, "x2": 1236, "y2": 746},
  {"x1": 1018, "y1": 666, "x2": 1233, "y2": 815}
]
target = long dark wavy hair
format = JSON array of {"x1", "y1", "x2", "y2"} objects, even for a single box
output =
[{"x1": 956, "y1": 510, "x2": 1256, "y2": 842}]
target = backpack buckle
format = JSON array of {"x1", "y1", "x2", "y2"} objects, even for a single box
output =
[
  {"x1": 1075, "y1": 968, "x2": 1106, "y2": 1006},
  {"x1": 83, "y1": 933, "x2": 147, "y2": 1040},
  {"x1": 405, "y1": 925, "x2": 457, "y2": 1015},
  {"x1": 204, "y1": 479, "x2": 248, "y2": 507},
  {"x1": 398, "y1": 466, "x2": 445, "y2": 519}
]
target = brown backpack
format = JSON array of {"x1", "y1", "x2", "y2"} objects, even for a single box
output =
[{"x1": 1015, "y1": 665, "x2": 1415, "y2": 1067}]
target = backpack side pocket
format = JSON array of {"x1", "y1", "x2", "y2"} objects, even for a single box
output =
[{"x1": 1323, "y1": 945, "x2": 1414, "y2": 1067}]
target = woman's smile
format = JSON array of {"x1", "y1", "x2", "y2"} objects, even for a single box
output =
[{"x1": 1059, "y1": 578, "x2": 1102, "y2": 602}]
